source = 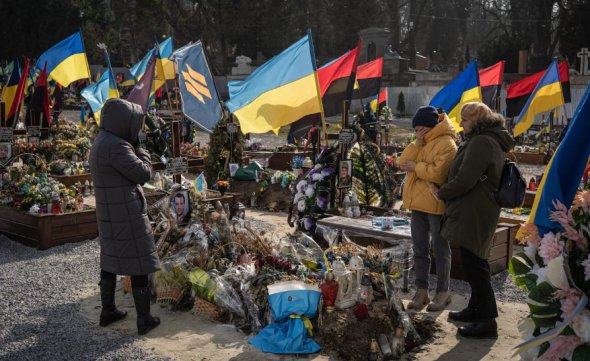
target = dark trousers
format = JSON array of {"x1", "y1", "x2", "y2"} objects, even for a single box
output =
[
  {"x1": 460, "y1": 247, "x2": 498, "y2": 319},
  {"x1": 100, "y1": 270, "x2": 148, "y2": 288}
]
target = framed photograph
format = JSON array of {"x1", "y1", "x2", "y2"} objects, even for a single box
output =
[
  {"x1": 338, "y1": 159, "x2": 352, "y2": 189},
  {"x1": 171, "y1": 190, "x2": 192, "y2": 227},
  {"x1": 28, "y1": 136, "x2": 40, "y2": 147},
  {"x1": 0, "y1": 143, "x2": 12, "y2": 162}
]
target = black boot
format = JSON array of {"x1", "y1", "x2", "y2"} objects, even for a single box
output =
[
  {"x1": 132, "y1": 285, "x2": 160, "y2": 335},
  {"x1": 448, "y1": 307, "x2": 478, "y2": 322},
  {"x1": 99, "y1": 278, "x2": 127, "y2": 327},
  {"x1": 458, "y1": 319, "x2": 498, "y2": 338}
]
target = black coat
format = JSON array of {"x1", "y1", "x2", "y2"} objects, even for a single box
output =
[
  {"x1": 89, "y1": 98, "x2": 160, "y2": 275},
  {"x1": 438, "y1": 120, "x2": 515, "y2": 259}
]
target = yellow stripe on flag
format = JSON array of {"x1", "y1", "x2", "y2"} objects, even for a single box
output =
[
  {"x1": 447, "y1": 86, "x2": 482, "y2": 131},
  {"x1": 49, "y1": 53, "x2": 91, "y2": 87},
  {"x1": 514, "y1": 82, "x2": 564, "y2": 137},
  {"x1": 233, "y1": 73, "x2": 322, "y2": 134},
  {"x1": 0, "y1": 85, "x2": 18, "y2": 119}
]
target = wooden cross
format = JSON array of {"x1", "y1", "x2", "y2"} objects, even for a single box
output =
[{"x1": 577, "y1": 48, "x2": 590, "y2": 75}]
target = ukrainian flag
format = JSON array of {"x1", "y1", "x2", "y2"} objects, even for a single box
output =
[
  {"x1": 430, "y1": 60, "x2": 481, "y2": 130},
  {"x1": 36, "y1": 32, "x2": 91, "y2": 87},
  {"x1": 126, "y1": 37, "x2": 174, "y2": 85},
  {"x1": 527, "y1": 79, "x2": 590, "y2": 232},
  {"x1": 513, "y1": 61, "x2": 564, "y2": 137},
  {"x1": 1, "y1": 60, "x2": 20, "y2": 120},
  {"x1": 80, "y1": 69, "x2": 118, "y2": 124},
  {"x1": 226, "y1": 32, "x2": 322, "y2": 134}
]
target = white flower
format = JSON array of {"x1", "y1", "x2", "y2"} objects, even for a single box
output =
[
  {"x1": 546, "y1": 255, "x2": 569, "y2": 290},
  {"x1": 293, "y1": 192, "x2": 304, "y2": 204},
  {"x1": 296, "y1": 180, "x2": 307, "y2": 193},
  {"x1": 572, "y1": 310, "x2": 590, "y2": 343},
  {"x1": 523, "y1": 245, "x2": 538, "y2": 266},
  {"x1": 305, "y1": 186, "x2": 315, "y2": 197},
  {"x1": 28, "y1": 204, "x2": 40, "y2": 214},
  {"x1": 297, "y1": 199, "x2": 306, "y2": 212},
  {"x1": 311, "y1": 173, "x2": 324, "y2": 182},
  {"x1": 530, "y1": 265, "x2": 548, "y2": 286},
  {"x1": 517, "y1": 317, "x2": 535, "y2": 340},
  {"x1": 313, "y1": 164, "x2": 322, "y2": 171}
]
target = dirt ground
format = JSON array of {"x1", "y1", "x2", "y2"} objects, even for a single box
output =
[{"x1": 79, "y1": 209, "x2": 529, "y2": 361}]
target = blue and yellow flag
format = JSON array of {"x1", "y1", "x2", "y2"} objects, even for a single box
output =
[
  {"x1": 36, "y1": 32, "x2": 90, "y2": 87},
  {"x1": 430, "y1": 60, "x2": 481, "y2": 130},
  {"x1": 513, "y1": 61, "x2": 564, "y2": 137},
  {"x1": 125, "y1": 37, "x2": 174, "y2": 86},
  {"x1": 528, "y1": 80, "x2": 590, "y2": 232},
  {"x1": 80, "y1": 70, "x2": 118, "y2": 124},
  {"x1": 1, "y1": 60, "x2": 20, "y2": 120},
  {"x1": 175, "y1": 41, "x2": 222, "y2": 133},
  {"x1": 226, "y1": 32, "x2": 322, "y2": 134}
]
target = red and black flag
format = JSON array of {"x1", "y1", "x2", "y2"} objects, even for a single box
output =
[
  {"x1": 506, "y1": 61, "x2": 571, "y2": 117},
  {"x1": 352, "y1": 57, "x2": 383, "y2": 99},
  {"x1": 26, "y1": 62, "x2": 51, "y2": 127},
  {"x1": 289, "y1": 41, "x2": 362, "y2": 138},
  {"x1": 318, "y1": 40, "x2": 362, "y2": 116},
  {"x1": 478, "y1": 61, "x2": 504, "y2": 110}
]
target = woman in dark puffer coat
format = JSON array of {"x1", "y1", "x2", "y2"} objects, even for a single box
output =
[
  {"x1": 90, "y1": 98, "x2": 161, "y2": 335},
  {"x1": 438, "y1": 102, "x2": 515, "y2": 338}
]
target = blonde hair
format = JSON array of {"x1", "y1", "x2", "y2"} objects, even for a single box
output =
[{"x1": 461, "y1": 102, "x2": 504, "y2": 127}]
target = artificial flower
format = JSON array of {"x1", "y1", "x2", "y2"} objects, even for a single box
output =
[
  {"x1": 517, "y1": 222, "x2": 542, "y2": 249},
  {"x1": 538, "y1": 335, "x2": 581, "y2": 361},
  {"x1": 311, "y1": 173, "x2": 324, "y2": 182},
  {"x1": 555, "y1": 288, "x2": 582, "y2": 320},
  {"x1": 305, "y1": 186, "x2": 315, "y2": 198},
  {"x1": 297, "y1": 199, "x2": 306, "y2": 212},
  {"x1": 303, "y1": 216, "x2": 314, "y2": 231},
  {"x1": 538, "y1": 232, "x2": 563, "y2": 264},
  {"x1": 572, "y1": 310, "x2": 590, "y2": 343},
  {"x1": 545, "y1": 255, "x2": 569, "y2": 290}
]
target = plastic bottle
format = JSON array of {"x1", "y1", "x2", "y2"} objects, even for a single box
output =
[{"x1": 359, "y1": 271, "x2": 373, "y2": 305}]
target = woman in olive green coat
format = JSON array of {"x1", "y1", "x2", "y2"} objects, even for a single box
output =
[{"x1": 438, "y1": 102, "x2": 515, "y2": 339}]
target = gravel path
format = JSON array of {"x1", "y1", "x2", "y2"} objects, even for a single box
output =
[
  {"x1": 0, "y1": 214, "x2": 526, "y2": 361},
  {"x1": 0, "y1": 236, "x2": 169, "y2": 361}
]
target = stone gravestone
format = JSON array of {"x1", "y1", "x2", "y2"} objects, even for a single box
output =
[
  {"x1": 231, "y1": 55, "x2": 254, "y2": 76},
  {"x1": 577, "y1": 48, "x2": 590, "y2": 75}
]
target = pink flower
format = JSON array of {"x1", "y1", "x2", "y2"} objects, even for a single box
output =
[
  {"x1": 582, "y1": 255, "x2": 590, "y2": 282},
  {"x1": 554, "y1": 288, "x2": 581, "y2": 319},
  {"x1": 538, "y1": 232, "x2": 564, "y2": 264},
  {"x1": 538, "y1": 335, "x2": 582, "y2": 361},
  {"x1": 550, "y1": 199, "x2": 588, "y2": 251},
  {"x1": 517, "y1": 223, "x2": 542, "y2": 249},
  {"x1": 572, "y1": 190, "x2": 590, "y2": 214}
]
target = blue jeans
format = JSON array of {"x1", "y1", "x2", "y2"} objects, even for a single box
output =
[{"x1": 410, "y1": 210, "x2": 451, "y2": 292}]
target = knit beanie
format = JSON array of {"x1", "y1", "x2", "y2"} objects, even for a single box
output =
[{"x1": 412, "y1": 106, "x2": 439, "y2": 128}]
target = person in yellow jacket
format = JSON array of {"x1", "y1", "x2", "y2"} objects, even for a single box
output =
[{"x1": 399, "y1": 106, "x2": 457, "y2": 312}]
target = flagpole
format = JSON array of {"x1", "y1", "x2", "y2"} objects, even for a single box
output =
[
  {"x1": 307, "y1": 29, "x2": 328, "y2": 146},
  {"x1": 200, "y1": 41, "x2": 225, "y2": 113},
  {"x1": 78, "y1": 29, "x2": 93, "y2": 84}
]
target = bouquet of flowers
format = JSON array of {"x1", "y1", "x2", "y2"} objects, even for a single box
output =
[
  {"x1": 290, "y1": 145, "x2": 337, "y2": 233},
  {"x1": 180, "y1": 142, "x2": 199, "y2": 157},
  {"x1": 510, "y1": 184, "x2": 590, "y2": 360},
  {"x1": 5, "y1": 168, "x2": 67, "y2": 212},
  {"x1": 270, "y1": 171, "x2": 297, "y2": 189},
  {"x1": 291, "y1": 155, "x2": 305, "y2": 170}
]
